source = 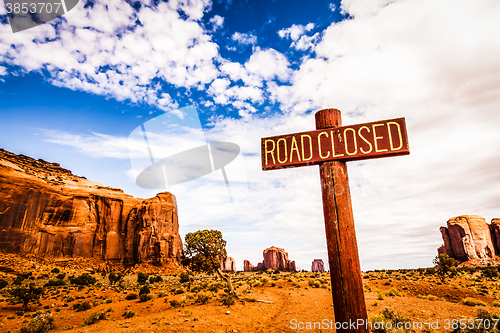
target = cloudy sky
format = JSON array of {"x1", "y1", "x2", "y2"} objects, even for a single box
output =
[{"x1": 1, "y1": 0, "x2": 499, "y2": 271}]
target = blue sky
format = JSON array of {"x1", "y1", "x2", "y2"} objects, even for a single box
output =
[{"x1": 1, "y1": 0, "x2": 500, "y2": 271}]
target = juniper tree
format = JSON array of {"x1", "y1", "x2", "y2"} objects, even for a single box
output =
[{"x1": 182, "y1": 229, "x2": 235, "y2": 294}]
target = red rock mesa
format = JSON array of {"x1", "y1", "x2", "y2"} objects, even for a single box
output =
[
  {"x1": 220, "y1": 257, "x2": 236, "y2": 271},
  {"x1": 0, "y1": 149, "x2": 182, "y2": 266},
  {"x1": 311, "y1": 259, "x2": 325, "y2": 272},
  {"x1": 438, "y1": 215, "x2": 500, "y2": 263},
  {"x1": 244, "y1": 246, "x2": 296, "y2": 271}
]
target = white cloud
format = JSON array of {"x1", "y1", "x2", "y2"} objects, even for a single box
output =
[
  {"x1": 231, "y1": 32, "x2": 257, "y2": 45},
  {"x1": 0, "y1": 0, "x2": 217, "y2": 112},
  {"x1": 209, "y1": 15, "x2": 224, "y2": 30},
  {"x1": 278, "y1": 23, "x2": 319, "y2": 51}
]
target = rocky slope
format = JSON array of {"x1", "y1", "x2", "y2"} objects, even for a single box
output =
[
  {"x1": 244, "y1": 246, "x2": 296, "y2": 271},
  {"x1": 0, "y1": 148, "x2": 182, "y2": 266},
  {"x1": 438, "y1": 215, "x2": 499, "y2": 263}
]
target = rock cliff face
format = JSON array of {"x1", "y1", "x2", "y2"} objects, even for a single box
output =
[
  {"x1": 244, "y1": 246, "x2": 296, "y2": 271},
  {"x1": 438, "y1": 215, "x2": 499, "y2": 263},
  {"x1": 0, "y1": 148, "x2": 182, "y2": 265},
  {"x1": 220, "y1": 257, "x2": 236, "y2": 271},
  {"x1": 311, "y1": 259, "x2": 325, "y2": 272}
]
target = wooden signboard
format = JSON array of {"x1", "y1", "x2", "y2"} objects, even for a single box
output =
[
  {"x1": 261, "y1": 109, "x2": 410, "y2": 333},
  {"x1": 261, "y1": 117, "x2": 409, "y2": 170}
]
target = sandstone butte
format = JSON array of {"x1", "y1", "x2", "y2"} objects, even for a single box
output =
[
  {"x1": 0, "y1": 148, "x2": 182, "y2": 267},
  {"x1": 244, "y1": 246, "x2": 296, "y2": 271},
  {"x1": 438, "y1": 215, "x2": 500, "y2": 263},
  {"x1": 311, "y1": 259, "x2": 325, "y2": 272},
  {"x1": 220, "y1": 257, "x2": 236, "y2": 271}
]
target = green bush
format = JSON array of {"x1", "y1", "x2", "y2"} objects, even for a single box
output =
[
  {"x1": 70, "y1": 274, "x2": 96, "y2": 286},
  {"x1": 55, "y1": 273, "x2": 66, "y2": 280},
  {"x1": 462, "y1": 297, "x2": 487, "y2": 306},
  {"x1": 139, "y1": 285, "x2": 150, "y2": 296},
  {"x1": 195, "y1": 292, "x2": 211, "y2": 304},
  {"x1": 125, "y1": 293, "x2": 138, "y2": 300},
  {"x1": 10, "y1": 284, "x2": 44, "y2": 311},
  {"x1": 108, "y1": 272, "x2": 124, "y2": 285},
  {"x1": 82, "y1": 311, "x2": 106, "y2": 326},
  {"x1": 19, "y1": 312, "x2": 55, "y2": 333},
  {"x1": 452, "y1": 309, "x2": 500, "y2": 332},
  {"x1": 0, "y1": 278, "x2": 9, "y2": 289},
  {"x1": 149, "y1": 275, "x2": 163, "y2": 283},
  {"x1": 72, "y1": 301, "x2": 92, "y2": 312},
  {"x1": 179, "y1": 272, "x2": 190, "y2": 284},
  {"x1": 220, "y1": 294, "x2": 236, "y2": 307},
  {"x1": 137, "y1": 272, "x2": 149, "y2": 285},
  {"x1": 369, "y1": 308, "x2": 412, "y2": 333},
  {"x1": 122, "y1": 310, "x2": 135, "y2": 318},
  {"x1": 140, "y1": 293, "x2": 154, "y2": 302},
  {"x1": 50, "y1": 268, "x2": 60, "y2": 274},
  {"x1": 44, "y1": 279, "x2": 66, "y2": 287}
]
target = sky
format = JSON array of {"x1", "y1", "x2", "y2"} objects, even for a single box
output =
[{"x1": 0, "y1": 0, "x2": 499, "y2": 271}]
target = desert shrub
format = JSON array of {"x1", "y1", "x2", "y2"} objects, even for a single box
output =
[
  {"x1": 82, "y1": 311, "x2": 106, "y2": 326},
  {"x1": 104, "y1": 298, "x2": 113, "y2": 304},
  {"x1": 179, "y1": 272, "x2": 190, "y2": 284},
  {"x1": 0, "y1": 278, "x2": 9, "y2": 289},
  {"x1": 70, "y1": 274, "x2": 96, "y2": 286},
  {"x1": 72, "y1": 301, "x2": 92, "y2": 312},
  {"x1": 482, "y1": 268, "x2": 499, "y2": 279},
  {"x1": 122, "y1": 310, "x2": 135, "y2": 318},
  {"x1": 220, "y1": 293, "x2": 236, "y2": 307},
  {"x1": 125, "y1": 293, "x2": 138, "y2": 300},
  {"x1": 417, "y1": 294, "x2": 439, "y2": 301},
  {"x1": 385, "y1": 288, "x2": 403, "y2": 297},
  {"x1": 313, "y1": 281, "x2": 321, "y2": 288},
  {"x1": 65, "y1": 296, "x2": 75, "y2": 303},
  {"x1": 492, "y1": 301, "x2": 500, "y2": 307},
  {"x1": 157, "y1": 291, "x2": 167, "y2": 298},
  {"x1": 462, "y1": 297, "x2": 487, "y2": 306},
  {"x1": 11, "y1": 284, "x2": 44, "y2": 311},
  {"x1": 139, "y1": 285, "x2": 150, "y2": 296},
  {"x1": 44, "y1": 279, "x2": 66, "y2": 287},
  {"x1": 169, "y1": 299, "x2": 184, "y2": 308},
  {"x1": 50, "y1": 268, "x2": 60, "y2": 274},
  {"x1": 260, "y1": 276, "x2": 269, "y2": 285},
  {"x1": 425, "y1": 267, "x2": 436, "y2": 275},
  {"x1": 149, "y1": 275, "x2": 163, "y2": 283},
  {"x1": 195, "y1": 292, "x2": 212, "y2": 304},
  {"x1": 369, "y1": 308, "x2": 412, "y2": 333},
  {"x1": 273, "y1": 270, "x2": 280, "y2": 274},
  {"x1": 137, "y1": 272, "x2": 149, "y2": 285},
  {"x1": 14, "y1": 275, "x2": 26, "y2": 285},
  {"x1": 208, "y1": 283, "x2": 219, "y2": 293},
  {"x1": 108, "y1": 272, "x2": 124, "y2": 285},
  {"x1": 363, "y1": 284, "x2": 372, "y2": 292},
  {"x1": 433, "y1": 254, "x2": 459, "y2": 282},
  {"x1": 191, "y1": 285, "x2": 202, "y2": 293},
  {"x1": 172, "y1": 288, "x2": 185, "y2": 295},
  {"x1": 140, "y1": 293, "x2": 154, "y2": 302},
  {"x1": 452, "y1": 309, "x2": 500, "y2": 332},
  {"x1": 377, "y1": 290, "x2": 385, "y2": 300},
  {"x1": 19, "y1": 312, "x2": 54, "y2": 333},
  {"x1": 55, "y1": 273, "x2": 66, "y2": 280}
]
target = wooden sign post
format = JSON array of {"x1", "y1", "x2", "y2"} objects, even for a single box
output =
[{"x1": 261, "y1": 109, "x2": 409, "y2": 332}]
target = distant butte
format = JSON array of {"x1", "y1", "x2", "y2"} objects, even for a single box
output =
[
  {"x1": 0, "y1": 148, "x2": 182, "y2": 266},
  {"x1": 244, "y1": 246, "x2": 296, "y2": 271},
  {"x1": 438, "y1": 215, "x2": 500, "y2": 264}
]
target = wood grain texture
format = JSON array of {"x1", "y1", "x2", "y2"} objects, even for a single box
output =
[{"x1": 316, "y1": 109, "x2": 369, "y2": 332}]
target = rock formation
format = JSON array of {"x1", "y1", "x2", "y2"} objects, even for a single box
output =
[
  {"x1": 220, "y1": 257, "x2": 236, "y2": 271},
  {"x1": 311, "y1": 259, "x2": 325, "y2": 272},
  {"x1": 0, "y1": 148, "x2": 182, "y2": 266},
  {"x1": 438, "y1": 215, "x2": 499, "y2": 263},
  {"x1": 244, "y1": 246, "x2": 296, "y2": 271}
]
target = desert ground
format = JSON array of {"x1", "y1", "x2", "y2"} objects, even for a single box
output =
[{"x1": 1, "y1": 253, "x2": 500, "y2": 333}]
